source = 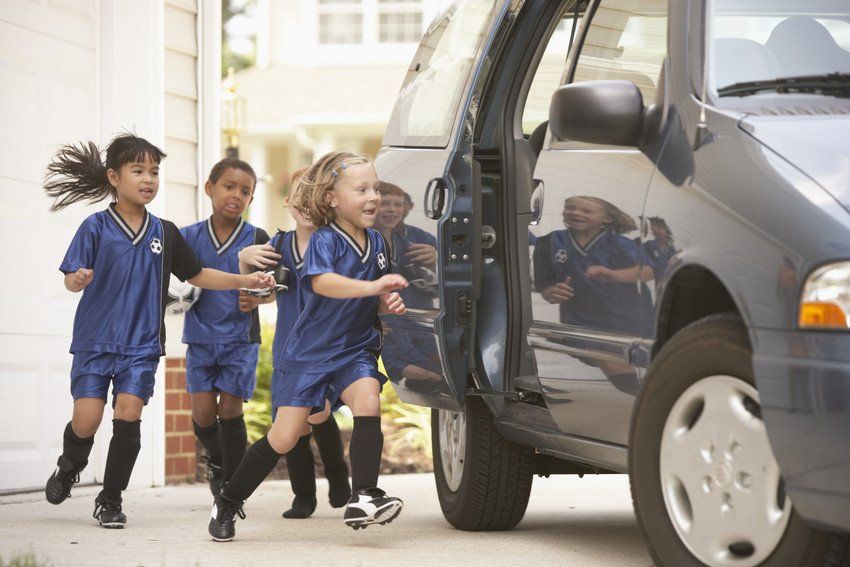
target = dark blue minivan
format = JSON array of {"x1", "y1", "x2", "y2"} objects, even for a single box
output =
[{"x1": 375, "y1": 1, "x2": 850, "y2": 565}]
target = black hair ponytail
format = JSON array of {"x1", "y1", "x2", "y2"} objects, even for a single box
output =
[{"x1": 44, "y1": 133, "x2": 166, "y2": 212}]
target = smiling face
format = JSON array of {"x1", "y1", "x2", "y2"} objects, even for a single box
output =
[
  {"x1": 109, "y1": 155, "x2": 160, "y2": 207},
  {"x1": 205, "y1": 167, "x2": 255, "y2": 221},
  {"x1": 562, "y1": 197, "x2": 611, "y2": 233},
  {"x1": 329, "y1": 163, "x2": 381, "y2": 230},
  {"x1": 377, "y1": 193, "x2": 405, "y2": 230},
  {"x1": 286, "y1": 182, "x2": 314, "y2": 229}
]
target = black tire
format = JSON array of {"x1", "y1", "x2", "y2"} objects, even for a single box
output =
[
  {"x1": 629, "y1": 313, "x2": 850, "y2": 567},
  {"x1": 432, "y1": 396, "x2": 534, "y2": 531}
]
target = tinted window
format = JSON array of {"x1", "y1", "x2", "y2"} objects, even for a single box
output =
[
  {"x1": 572, "y1": 0, "x2": 668, "y2": 104},
  {"x1": 383, "y1": 0, "x2": 498, "y2": 148},
  {"x1": 522, "y1": 4, "x2": 587, "y2": 135}
]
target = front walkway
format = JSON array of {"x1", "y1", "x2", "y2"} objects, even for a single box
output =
[{"x1": 0, "y1": 473, "x2": 651, "y2": 566}]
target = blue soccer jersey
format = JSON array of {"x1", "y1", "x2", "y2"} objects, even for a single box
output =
[
  {"x1": 533, "y1": 228, "x2": 642, "y2": 334},
  {"x1": 180, "y1": 217, "x2": 269, "y2": 345},
  {"x1": 60, "y1": 203, "x2": 202, "y2": 356},
  {"x1": 643, "y1": 239, "x2": 677, "y2": 285},
  {"x1": 388, "y1": 230, "x2": 436, "y2": 310},
  {"x1": 270, "y1": 230, "x2": 306, "y2": 367},
  {"x1": 281, "y1": 223, "x2": 391, "y2": 372}
]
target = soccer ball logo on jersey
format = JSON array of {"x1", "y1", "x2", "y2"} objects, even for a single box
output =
[
  {"x1": 150, "y1": 237, "x2": 162, "y2": 255},
  {"x1": 377, "y1": 252, "x2": 387, "y2": 270},
  {"x1": 554, "y1": 249, "x2": 568, "y2": 264}
]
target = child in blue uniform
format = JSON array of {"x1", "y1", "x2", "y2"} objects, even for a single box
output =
[
  {"x1": 180, "y1": 158, "x2": 270, "y2": 496},
  {"x1": 42, "y1": 134, "x2": 274, "y2": 528},
  {"x1": 208, "y1": 151, "x2": 407, "y2": 542},
  {"x1": 534, "y1": 195, "x2": 644, "y2": 334},
  {"x1": 238, "y1": 167, "x2": 354, "y2": 519}
]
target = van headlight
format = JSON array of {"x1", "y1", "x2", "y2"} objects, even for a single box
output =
[{"x1": 799, "y1": 262, "x2": 850, "y2": 329}]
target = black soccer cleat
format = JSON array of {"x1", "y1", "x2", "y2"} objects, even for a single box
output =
[
  {"x1": 208, "y1": 495, "x2": 245, "y2": 542},
  {"x1": 200, "y1": 454, "x2": 223, "y2": 497},
  {"x1": 343, "y1": 488, "x2": 403, "y2": 530},
  {"x1": 93, "y1": 494, "x2": 127, "y2": 529},
  {"x1": 45, "y1": 456, "x2": 83, "y2": 505}
]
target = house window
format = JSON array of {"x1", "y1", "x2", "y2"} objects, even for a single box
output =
[
  {"x1": 319, "y1": 13, "x2": 363, "y2": 43},
  {"x1": 379, "y1": 11, "x2": 423, "y2": 42}
]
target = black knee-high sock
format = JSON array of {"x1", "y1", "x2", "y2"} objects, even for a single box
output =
[
  {"x1": 281, "y1": 434, "x2": 317, "y2": 518},
  {"x1": 101, "y1": 419, "x2": 141, "y2": 502},
  {"x1": 219, "y1": 415, "x2": 247, "y2": 483},
  {"x1": 349, "y1": 416, "x2": 383, "y2": 492},
  {"x1": 220, "y1": 435, "x2": 282, "y2": 504},
  {"x1": 62, "y1": 421, "x2": 94, "y2": 470},
  {"x1": 193, "y1": 420, "x2": 222, "y2": 465},
  {"x1": 285, "y1": 433, "x2": 316, "y2": 498},
  {"x1": 313, "y1": 416, "x2": 351, "y2": 506}
]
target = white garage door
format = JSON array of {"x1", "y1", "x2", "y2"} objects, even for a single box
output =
[{"x1": 0, "y1": 0, "x2": 102, "y2": 493}]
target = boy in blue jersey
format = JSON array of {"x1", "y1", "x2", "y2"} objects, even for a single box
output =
[
  {"x1": 237, "y1": 167, "x2": 353, "y2": 519},
  {"x1": 643, "y1": 216, "x2": 676, "y2": 289},
  {"x1": 208, "y1": 151, "x2": 407, "y2": 542},
  {"x1": 180, "y1": 158, "x2": 271, "y2": 496},
  {"x1": 42, "y1": 134, "x2": 274, "y2": 528}
]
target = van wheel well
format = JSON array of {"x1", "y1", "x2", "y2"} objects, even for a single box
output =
[{"x1": 654, "y1": 266, "x2": 742, "y2": 355}]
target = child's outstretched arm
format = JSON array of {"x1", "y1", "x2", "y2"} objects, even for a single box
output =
[
  {"x1": 585, "y1": 265, "x2": 642, "y2": 283},
  {"x1": 189, "y1": 268, "x2": 274, "y2": 291},
  {"x1": 312, "y1": 273, "x2": 407, "y2": 299},
  {"x1": 238, "y1": 244, "x2": 281, "y2": 274}
]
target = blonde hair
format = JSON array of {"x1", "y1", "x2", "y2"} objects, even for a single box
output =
[
  {"x1": 286, "y1": 166, "x2": 309, "y2": 204},
  {"x1": 296, "y1": 151, "x2": 373, "y2": 226},
  {"x1": 565, "y1": 196, "x2": 638, "y2": 234}
]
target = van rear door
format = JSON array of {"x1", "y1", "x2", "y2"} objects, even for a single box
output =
[{"x1": 376, "y1": 0, "x2": 513, "y2": 411}]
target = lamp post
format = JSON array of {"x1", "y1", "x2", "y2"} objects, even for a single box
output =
[{"x1": 221, "y1": 67, "x2": 246, "y2": 159}]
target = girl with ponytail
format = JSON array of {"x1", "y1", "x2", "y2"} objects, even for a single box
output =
[{"x1": 43, "y1": 133, "x2": 274, "y2": 529}]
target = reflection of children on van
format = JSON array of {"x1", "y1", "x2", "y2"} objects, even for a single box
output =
[
  {"x1": 533, "y1": 196, "x2": 644, "y2": 334},
  {"x1": 376, "y1": 182, "x2": 438, "y2": 308},
  {"x1": 643, "y1": 216, "x2": 676, "y2": 288}
]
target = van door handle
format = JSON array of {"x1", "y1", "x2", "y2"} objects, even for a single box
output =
[
  {"x1": 424, "y1": 177, "x2": 447, "y2": 220},
  {"x1": 530, "y1": 179, "x2": 545, "y2": 225}
]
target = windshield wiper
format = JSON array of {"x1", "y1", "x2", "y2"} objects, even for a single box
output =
[{"x1": 717, "y1": 73, "x2": 850, "y2": 98}]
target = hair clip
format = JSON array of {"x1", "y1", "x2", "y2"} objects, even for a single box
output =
[{"x1": 330, "y1": 161, "x2": 348, "y2": 178}]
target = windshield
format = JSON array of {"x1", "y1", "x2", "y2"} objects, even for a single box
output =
[{"x1": 710, "y1": 1, "x2": 850, "y2": 96}]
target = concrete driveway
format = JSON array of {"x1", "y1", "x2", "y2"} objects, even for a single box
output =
[{"x1": 0, "y1": 473, "x2": 651, "y2": 566}]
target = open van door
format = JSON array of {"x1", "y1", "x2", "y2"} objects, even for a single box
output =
[{"x1": 375, "y1": 0, "x2": 513, "y2": 411}]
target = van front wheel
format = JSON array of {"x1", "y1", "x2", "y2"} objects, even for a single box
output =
[
  {"x1": 630, "y1": 314, "x2": 849, "y2": 566},
  {"x1": 432, "y1": 396, "x2": 533, "y2": 531}
]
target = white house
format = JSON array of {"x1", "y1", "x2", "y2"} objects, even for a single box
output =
[
  {"x1": 0, "y1": 0, "x2": 221, "y2": 493},
  {"x1": 235, "y1": 0, "x2": 445, "y2": 233}
]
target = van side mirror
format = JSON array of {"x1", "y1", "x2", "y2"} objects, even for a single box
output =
[{"x1": 549, "y1": 80, "x2": 644, "y2": 147}]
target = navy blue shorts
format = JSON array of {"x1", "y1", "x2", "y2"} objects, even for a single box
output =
[
  {"x1": 70, "y1": 351, "x2": 160, "y2": 404},
  {"x1": 272, "y1": 353, "x2": 386, "y2": 415},
  {"x1": 185, "y1": 343, "x2": 260, "y2": 400}
]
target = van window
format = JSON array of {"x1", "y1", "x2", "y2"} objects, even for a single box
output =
[
  {"x1": 522, "y1": 3, "x2": 587, "y2": 135},
  {"x1": 572, "y1": 0, "x2": 668, "y2": 104},
  {"x1": 383, "y1": 0, "x2": 498, "y2": 148}
]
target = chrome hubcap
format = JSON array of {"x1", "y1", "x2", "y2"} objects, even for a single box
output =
[
  {"x1": 660, "y1": 375, "x2": 791, "y2": 567},
  {"x1": 438, "y1": 409, "x2": 466, "y2": 492}
]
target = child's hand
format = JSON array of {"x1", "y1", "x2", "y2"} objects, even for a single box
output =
[
  {"x1": 378, "y1": 292, "x2": 406, "y2": 315},
  {"x1": 239, "y1": 244, "x2": 281, "y2": 269},
  {"x1": 67, "y1": 268, "x2": 94, "y2": 292},
  {"x1": 405, "y1": 243, "x2": 437, "y2": 266},
  {"x1": 370, "y1": 274, "x2": 408, "y2": 296},
  {"x1": 585, "y1": 265, "x2": 612, "y2": 280},
  {"x1": 542, "y1": 276, "x2": 573, "y2": 304},
  {"x1": 242, "y1": 271, "x2": 276, "y2": 290},
  {"x1": 238, "y1": 290, "x2": 263, "y2": 312}
]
